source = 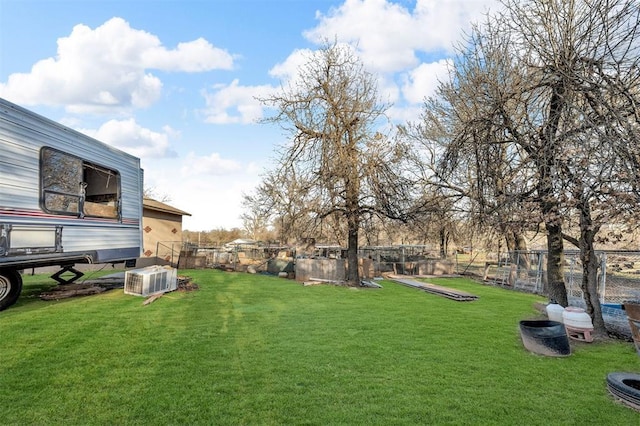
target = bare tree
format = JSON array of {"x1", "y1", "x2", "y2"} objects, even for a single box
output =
[
  {"x1": 143, "y1": 187, "x2": 172, "y2": 203},
  {"x1": 240, "y1": 203, "x2": 274, "y2": 242},
  {"x1": 415, "y1": 0, "x2": 640, "y2": 334},
  {"x1": 183, "y1": 227, "x2": 244, "y2": 247},
  {"x1": 502, "y1": 0, "x2": 640, "y2": 334},
  {"x1": 405, "y1": 27, "x2": 536, "y2": 265},
  {"x1": 259, "y1": 41, "x2": 414, "y2": 285},
  {"x1": 242, "y1": 165, "x2": 323, "y2": 245}
]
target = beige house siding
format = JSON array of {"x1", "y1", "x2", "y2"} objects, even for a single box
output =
[{"x1": 141, "y1": 198, "x2": 191, "y2": 267}]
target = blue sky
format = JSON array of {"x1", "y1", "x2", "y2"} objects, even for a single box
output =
[{"x1": 0, "y1": 0, "x2": 498, "y2": 231}]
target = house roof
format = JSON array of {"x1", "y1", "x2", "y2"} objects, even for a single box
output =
[
  {"x1": 143, "y1": 198, "x2": 192, "y2": 216},
  {"x1": 225, "y1": 238, "x2": 257, "y2": 246}
]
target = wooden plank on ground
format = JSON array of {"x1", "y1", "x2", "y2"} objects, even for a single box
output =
[
  {"x1": 388, "y1": 274, "x2": 478, "y2": 301},
  {"x1": 143, "y1": 293, "x2": 164, "y2": 305}
]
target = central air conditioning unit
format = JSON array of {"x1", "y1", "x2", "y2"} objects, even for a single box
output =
[{"x1": 124, "y1": 265, "x2": 178, "y2": 297}]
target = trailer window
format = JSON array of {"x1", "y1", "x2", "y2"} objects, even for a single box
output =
[{"x1": 41, "y1": 148, "x2": 120, "y2": 219}]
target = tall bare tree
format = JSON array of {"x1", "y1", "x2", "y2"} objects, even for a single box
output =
[
  {"x1": 501, "y1": 0, "x2": 640, "y2": 333},
  {"x1": 259, "y1": 41, "x2": 414, "y2": 285},
  {"x1": 415, "y1": 0, "x2": 640, "y2": 334},
  {"x1": 405, "y1": 25, "x2": 536, "y2": 265}
]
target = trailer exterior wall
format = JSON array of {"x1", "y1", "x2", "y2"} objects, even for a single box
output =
[{"x1": 0, "y1": 97, "x2": 143, "y2": 268}]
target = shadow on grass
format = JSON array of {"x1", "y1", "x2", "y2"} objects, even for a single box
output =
[
  {"x1": 13, "y1": 270, "x2": 121, "y2": 310},
  {"x1": 13, "y1": 274, "x2": 59, "y2": 309}
]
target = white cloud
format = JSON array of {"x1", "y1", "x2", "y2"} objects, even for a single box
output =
[
  {"x1": 0, "y1": 17, "x2": 234, "y2": 112},
  {"x1": 305, "y1": 0, "x2": 417, "y2": 72},
  {"x1": 142, "y1": 37, "x2": 234, "y2": 72},
  {"x1": 304, "y1": 0, "x2": 497, "y2": 73},
  {"x1": 202, "y1": 1, "x2": 498, "y2": 130},
  {"x1": 268, "y1": 48, "x2": 314, "y2": 81},
  {"x1": 78, "y1": 118, "x2": 176, "y2": 159},
  {"x1": 142, "y1": 153, "x2": 263, "y2": 230},
  {"x1": 377, "y1": 74, "x2": 401, "y2": 104},
  {"x1": 201, "y1": 79, "x2": 276, "y2": 124},
  {"x1": 181, "y1": 152, "x2": 244, "y2": 175},
  {"x1": 401, "y1": 59, "x2": 451, "y2": 104},
  {"x1": 179, "y1": 177, "x2": 257, "y2": 230},
  {"x1": 387, "y1": 104, "x2": 423, "y2": 124}
]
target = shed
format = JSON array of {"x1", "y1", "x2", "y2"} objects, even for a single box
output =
[{"x1": 140, "y1": 198, "x2": 191, "y2": 267}]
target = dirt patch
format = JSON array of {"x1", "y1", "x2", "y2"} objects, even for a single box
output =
[
  {"x1": 40, "y1": 275, "x2": 198, "y2": 301},
  {"x1": 40, "y1": 282, "x2": 108, "y2": 300}
]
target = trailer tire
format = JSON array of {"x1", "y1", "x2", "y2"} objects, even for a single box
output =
[{"x1": 0, "y1": 268, "x2": 22, "y2": 311}]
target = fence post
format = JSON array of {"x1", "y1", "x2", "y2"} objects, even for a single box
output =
[
  {"x1": 599, "y1": 252, "x2": 607, "y2": 304},
  {"x1": 541, "y1": 252, "x2": 548, "y2": 294},
  {"x1": 508, "y1": 251, "x2": 518, "y2": 286},
  {"x1": 535, "y1": 252, "x2": 543, "y2": 293}
]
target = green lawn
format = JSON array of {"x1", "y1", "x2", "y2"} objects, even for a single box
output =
[{"x1": 1, "y1": 270, "x2": 639, "y2": 425}]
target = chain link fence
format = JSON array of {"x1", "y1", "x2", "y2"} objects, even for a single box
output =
[
  {"x1": 471, "y1": 250, "x2": 640, "y2": 303},
  {"x1": 358, "y1": 245, "x2": 454, "y2": 276},
  {"x1": 178, "y1": 243, "x2": 640, "y2": 306},
  {"x1": 463, "y1": 250, "x2": 640, "y2": 338}
]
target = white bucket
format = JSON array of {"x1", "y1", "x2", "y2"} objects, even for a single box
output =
[
  {"x1": 546, "y1": 303, "x2": 565, "y2": 323},
  {"x1": 562, "y1": 307, "x2": 593, "y2": 330}
]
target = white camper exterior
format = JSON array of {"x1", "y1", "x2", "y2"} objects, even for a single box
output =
[{"x1": 0, "y1": 98, "x2": 143, "y2": 310}]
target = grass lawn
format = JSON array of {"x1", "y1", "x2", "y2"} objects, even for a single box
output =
[{"x1": 1, "y1": 270, "x2": 639, "y2": 425}]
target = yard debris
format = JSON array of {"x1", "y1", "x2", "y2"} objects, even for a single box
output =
[
  {"x1": 143, "y1": 293, "x2": 163, "y2": 305},
  {"x1": 303, "y1": 277, "x2": 343, "y2": 286},
  {"x1": 39, "y1": 272, "x2": 127, "y2": 301},
  {"x1": 40, "y1": 282, "x2": 108, "y2": 300},
  {"x1": 388, "y1": 275, "x2": 478, "y2": 301},
  {"x1": 360, "y1": 280, "x2": 382, "y2": 288},
  {"x1": 177, "y1": 275, "x2": 198, "y2": 291},
  {"x1": 302, "y1": 277, "x2": 382, "y2": 288},
  {"x1": 39, "y1": 272, "x2": 198, "y2": 301},
  {"x1": 303, "y1": 277, "x2": 353, "y2": 286}
]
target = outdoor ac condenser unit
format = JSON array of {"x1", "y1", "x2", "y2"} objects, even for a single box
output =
[{"x1": 124, "y1": 265, "x2": 178, "y2": 297}]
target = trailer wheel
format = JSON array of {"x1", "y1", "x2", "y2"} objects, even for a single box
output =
[{"x1": 0, "y1": 268, "x2": 22, "y2": 311}]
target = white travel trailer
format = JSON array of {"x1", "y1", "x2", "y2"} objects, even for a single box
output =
[{"x1": 0, "y1": 98, "x2": 143, "y2": 310}]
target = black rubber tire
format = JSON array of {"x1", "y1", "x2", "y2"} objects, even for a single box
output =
[
  {"x1": 519, "y1": 320, "x2": 571, "y2": 357},
  {"x1": 0, "y1": 268, "x2": 22, "y2": 311},
  {"x1": 607, "y1": 372, "x2": 640, "y2": 411}
]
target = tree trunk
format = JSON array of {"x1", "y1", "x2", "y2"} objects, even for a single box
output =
[
  {"x1": 580, "y1": 241, "x2": 605, "y2": 335},
  {"x1": 345, "y1": 159, "x2": 360, "y2": 286},
  {"x1": 505, "y1": 230, "x2": 516, "y2": 259},
  {"x1": 539, "y1": 82, "x2": 568, "y2": 307},
  {"x1": 577, "y1": 198, "x2": 606, "y2": 335},
  {"x1": 506, "y1": 231, "x2": 530, "y2": 283},
  {"x1": 346, "y1": 210, "x2": 360, "y2": 285},
  {"x1": 538, "y1": 156, "x2": 568, "y2": 303},
  {"x1": 505, "y1": 231, "x2": 530, "y2": 270},
  {"x1": 439, "y1": 227, "x2": 449, "y2": 259},
  {"x1": 545, "y1": 219, "x2": 568, "y2": 307}
]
